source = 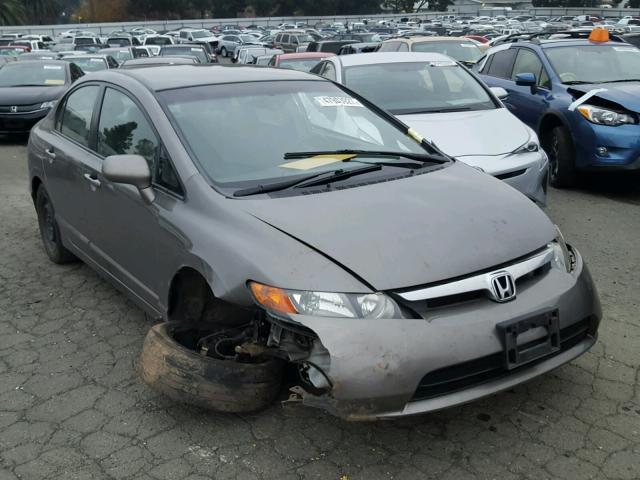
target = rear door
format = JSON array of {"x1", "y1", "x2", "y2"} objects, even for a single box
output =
[{"x1": 41, "y1": 84, "x2": 102, "y2": 254}]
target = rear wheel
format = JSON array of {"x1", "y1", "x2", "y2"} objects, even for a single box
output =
[
  {"x1": 35, "y1": 187, "x2": 76, "y2": 264},
  {"x1": 221, "y1": 47, "x2": 227, "y2": 57},
  {"x1": 545, "y1": 125, "x2": 578, "y2": 188}
]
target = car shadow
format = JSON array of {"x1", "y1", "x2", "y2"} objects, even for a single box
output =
[
  {"x1": 0, "y1": 133, "x2": 29, "y2": 146},
  {"x1": 578, "y1": 172, "x2": 640, "y2": 206}
]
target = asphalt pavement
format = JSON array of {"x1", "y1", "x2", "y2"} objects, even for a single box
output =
[{"x1": 0, "y1": 138, "x2": 639, "y2": 480}]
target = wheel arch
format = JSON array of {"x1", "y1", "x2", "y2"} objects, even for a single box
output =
[
  {"x1": 166, "y1": 266, "x2": 212, "y2": 323},
  {"x1": 31, "y1": 175, "x2": 43, "y2": 204}
]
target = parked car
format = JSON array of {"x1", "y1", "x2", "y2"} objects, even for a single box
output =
[
  {"x1": 158, "y1": 45, "x2": 214, "y2": 63},
  {"x1": 143, "y1": 34, "x2": 175, "y2": 56},
  {"x1": 0, "y1": 60, "x2": 82, "y2": 134},
  {"x1": 99, "y1": 47, "x2": 150, "y2": 64},
  {"x1": 476, "y1": 29, "x2": 640, "y2": 187},
  {"x1": 306, "y1": 40, "x2": 359, "y2": 54},
  {"x1": 62, "y1": 54, "x2": 119, "y2": 72},
  {"x1": 337, "y1": 42, "x2": 381, "y2": 55},
  {"x1": 273, "y1": 31, "x2": 315, "y2": 53},
  {"x1": 312, "y1": 52, "x2": 548, "y2": 204},
  {"x1": 379, "y1": 36, "x2": 485, "y2": 66},
  {"x1": 234, "y1": 47, "x2": 283, "y2": 65},
  {"x1": 269, "y1": 52, "x2": 335, "y2": 71},
  {"x1": 73, "y1": 36, "x2": 104, "y2": 52},
  {"x1": 106, "y1": 35, "x2": 141, "y2": 47},
  {"x1": 28, "y1": 65, "x2": 600, "y2": 419},
  {"x1": 119, "y1": 56, "x2": 197, "y2": 69},
  {"x1": 11, "y1": 40, "x2": 47, "y2": 51},
  {"x1": 15, "y1": 52, "x2": 59, "y2": 61},
  {"x1": 0, "y1": 46, "x2": 30, "y2": 58},
  {"x1": 217, "y1": 34, "x2": 261, "y2": 57}
]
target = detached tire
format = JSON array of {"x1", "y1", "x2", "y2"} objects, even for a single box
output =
[
  {"x1": 546, "y1": 125, "x2": 578, "y2": 188},
  {"x1": 139, "y1": 322, "x2": 283, "y2": 413}
]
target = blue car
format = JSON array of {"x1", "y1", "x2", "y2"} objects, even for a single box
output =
[{"x1": 476, "y1": 30, "x2": 640, "y2": 187}]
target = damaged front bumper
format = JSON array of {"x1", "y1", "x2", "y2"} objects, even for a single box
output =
[{"x1": 268, "y1": 248, "x2": 601, "y2": 420}]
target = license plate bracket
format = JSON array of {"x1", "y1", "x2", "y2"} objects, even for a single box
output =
[{"x1": 497, "y1": 309, "x2": 560, "y2": 370}]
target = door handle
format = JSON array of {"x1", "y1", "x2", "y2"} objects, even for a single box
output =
[
  {"x1": 83, "y1": 173, "x2": 101, "y2": 188},
  {"x1": 45, "y1": 148, "x2": 56, "y2": 162}
]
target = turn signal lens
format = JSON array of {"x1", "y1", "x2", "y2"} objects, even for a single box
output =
[
  {"x1": 588, "y1": 28, "x2": 609, "y2": 43},
  {"x1": 249, "y1": 282, "x2": 298, "y2": 315}
]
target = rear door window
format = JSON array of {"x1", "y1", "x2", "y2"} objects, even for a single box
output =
[
  {"x1": 58, "y1": 85, "x2": 100, "y2": 147},
  {"x1": 485, "y1": 48, "x2": 517, "y2": 79}
]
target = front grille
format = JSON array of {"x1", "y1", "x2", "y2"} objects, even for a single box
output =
[
  {"x1": 0, "y1": 103, "x2": 43, "y2": 114},
  {"x1": 410, "y1": 316, "x2": 595, "y2": 402}
]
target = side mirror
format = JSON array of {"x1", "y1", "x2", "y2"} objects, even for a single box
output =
[
  {"x1": 102, "y1": 154, "x2": 155, "y2": 204},
  {"x1": 490, "y1": 86, "x2": 509, "y2": 99},
  {"x1": 515, "y1": 72, "x2": 537, "y2": 92}
]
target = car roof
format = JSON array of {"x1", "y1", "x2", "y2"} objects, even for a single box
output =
[
  {"x1": 277, "y1": 52, "x2": 336, "y2": 59},
  {"x1": 94, "y1": 65, "x2": 319, "y2": 91},
  {"x1": 387, "y1": 36, "x2": 471, "y2": 44},
  {"x1": 331, "y1": 51, "x2": 454, "y2": 67}
]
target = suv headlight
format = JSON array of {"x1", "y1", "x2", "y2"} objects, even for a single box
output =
[
  {"x1": 577, "y1": 104, "x2": 636, "y2": 126},
  {"x1": 549, "y1": 226, "x2": 575, "y2": 273},
  {"x1": 40, "y1": 101, "x2": 57, "y2": 110},
  {"x1": 249, "y1": 281, "x2": 405, "y2": 319}
]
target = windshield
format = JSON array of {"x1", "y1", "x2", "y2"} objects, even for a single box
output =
[
  {"x1": 146, "y1": 36, "x2": 172, "y2": 45},
  {"x1": 545, "y1": 45, "x2": 640, "y2": 83},
  {"x1": 240, "y1": 34, "x2": 258, "y2": 43},
  {"x1": 0, "y1": 63, "x2": 66, "y2": 86},
  {"x1": 160, "y1": 47, "x2": 207, "y2": 63},
  {"x1": 107, "y1": 38, "x2": 131, "y2": 47},
  {"x1": 192, "y1": 30, "x2": 210, "y2": 39},
  {"x1": 104, "y1": 49, "x2": 133, "y2": 62},
  {"x1": 0, "y1": 48, "x2": 23, "y2": 57},
  {"x1": 280, "y1": 58, "x2": 325, "y2": 72},
  {"x1": 344, "y1": 61, "x2": 495, "y2": 114},
  {"x1": 160, "y1": 81, "x2": 427, "y2": 187},
  {"x1": 412, "y1": 41, "x2": 483, "y2": 63},
  {"x1": 67, "y1": 57, "x2": 107, "y2": 72}
]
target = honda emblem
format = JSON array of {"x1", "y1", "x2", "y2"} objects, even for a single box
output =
[
  {"x1": 10, "y1": 106, "x2": 18, "y2": 113},
  {"x1": 489, "y1": 271, "x2": 516, "y2": 303}
]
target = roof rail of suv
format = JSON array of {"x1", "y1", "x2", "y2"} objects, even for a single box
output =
[{"x1": 496, "y1": 30, "x2": 625, "y2": 45}]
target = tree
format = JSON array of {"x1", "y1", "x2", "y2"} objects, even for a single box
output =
[
  {"x1": 428, "y1": 0, "x2": 453, "y2": 11},
  {"x1": 0, "y1": 0, "x2": 25, "y2": 25},
  {"x1": 382, "y1": 0, "x2": 416, "y2": 13}
]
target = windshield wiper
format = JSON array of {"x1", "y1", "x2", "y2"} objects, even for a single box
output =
[
  {"x1": 600, "y1": 79, "x2": 640, "y2": 84},
  {"x1": 233, "y1": 164, "x2": 383, "y2": 197},
  {"x1": 233, "y1": 172, "x2": 330, "y2": 197},
  {"x1": 283, "y1": 149, "x2": 448, "y2": 164},
  {"x1": 292, "y1": 164, "x2": 382, "y2": 189},
  {"x1": 8, "y1": 84, "x2": 48, "y2": 87},
  {"x1": 562, "y1": 80, "x2": 594, "y2": 85}
]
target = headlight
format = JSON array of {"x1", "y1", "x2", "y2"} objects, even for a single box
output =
[
  {"x1": 511, "y1": 129, "x2": 540, "y2": 154},
  {"x1": 577, "y1": 104, "x2": 636, "y2": 126},
  {"x1": 40, "y1": 101, "x2": 57, "y2": 110},
  {"x1": 249, "y1": 281, "x2": 404, "y2": 319},
  {"x1": 549, "y1": 226, "x2": 575, "y2": 273}
]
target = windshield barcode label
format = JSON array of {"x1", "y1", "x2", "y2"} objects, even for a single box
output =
[{"x1": 314, "y1": 96, "x2": 363, "y2": 107}]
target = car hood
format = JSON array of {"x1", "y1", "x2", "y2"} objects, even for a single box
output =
[
  {"x1": 398, "y1": 108, "x2": 529, "y2": 157},
  {"x1": 239, "y1": 162, "x2": 555, "y2": 291},
  {"x1": 567, "y1": 81, "x2": 640, "y2": 112},
  {"x1": 0, "y1": 86, "x2": 66, "y2": 104}
]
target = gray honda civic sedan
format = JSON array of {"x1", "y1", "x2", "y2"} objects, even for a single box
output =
[{"x1": 28, "y1": 66, "x2": 601, "y2": 419}]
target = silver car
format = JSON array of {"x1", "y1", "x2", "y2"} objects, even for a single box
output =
[
  {"x1": 311, "y1": 52, "x2": 549, "y2": 204},
  {"x1": 28, "y1": 66, "x2": 600, "y2": 419}
]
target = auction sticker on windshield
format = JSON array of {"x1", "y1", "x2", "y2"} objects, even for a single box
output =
[
  {"x1": 314, "y1": 96, "x2": 363, "y2": 107},
  {"x1": 280, "y1": 154, "x2": 357, "y2": 170},
  {"x1": 613, "y1": 46, "x2": 639, "y2": 52}
]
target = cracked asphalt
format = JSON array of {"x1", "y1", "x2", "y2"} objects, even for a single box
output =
[{"x1": 1, "y1": 138, "x2": 639, "y2": 480}]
